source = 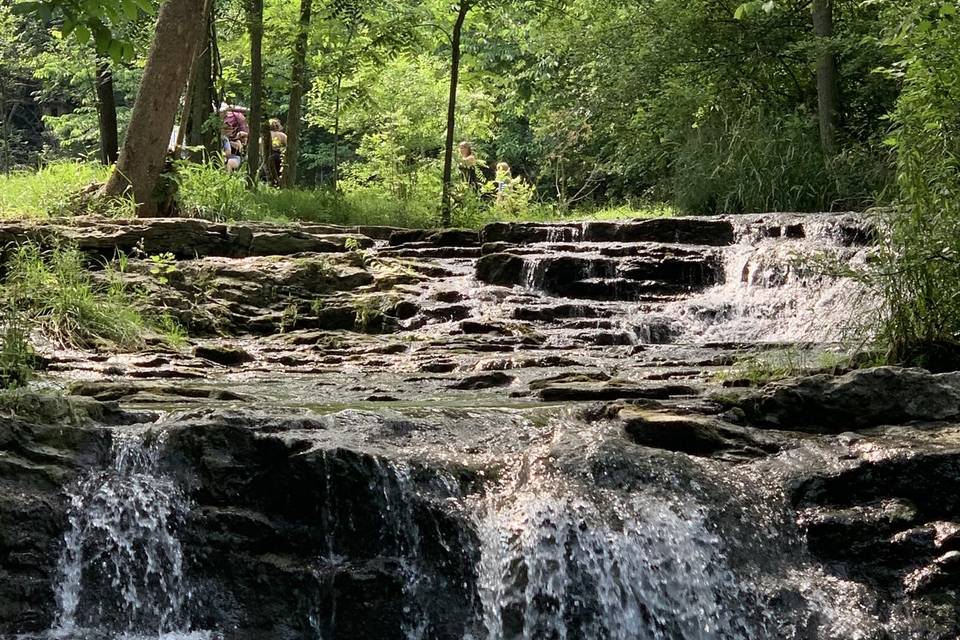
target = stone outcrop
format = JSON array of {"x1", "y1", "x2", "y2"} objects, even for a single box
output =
[{"x1": 730, "y1": 367, "x2": 960, "y2": 432}]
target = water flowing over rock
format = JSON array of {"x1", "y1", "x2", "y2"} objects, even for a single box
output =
[
  {"x1": 53, "y1": 430, "x2": 191, "y2": 637},
  {"x1": 5, "y1": 212, "x2": 960, "y2": 640}
]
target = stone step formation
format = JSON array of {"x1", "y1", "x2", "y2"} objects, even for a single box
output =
[{"x1": 6, "y1": 213, "x2": 959, "y2": 640}]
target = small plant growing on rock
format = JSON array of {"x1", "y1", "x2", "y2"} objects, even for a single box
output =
[
  {"x1": 148, "y1": 252, "x2": 178, "y2": 285},
  {"x1": 353, "y1": 295, "x2": 397, "y2": 333}
]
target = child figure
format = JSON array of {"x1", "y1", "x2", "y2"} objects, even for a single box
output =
[{"x1": 495, "y1": 162, "x2": 513, "y2": 196}]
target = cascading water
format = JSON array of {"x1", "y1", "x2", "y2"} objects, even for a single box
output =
[
  {"x1": 469, "y1": 487, "x2": 769, "y2": 640},
  {"x1": 49, "y1": 430, "x2": 208, "y2": 640},
  {"x1": 667, "y1": 218, "x2": 874, "y2": 344}
]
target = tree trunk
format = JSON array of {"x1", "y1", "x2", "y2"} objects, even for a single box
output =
[
  {"x1": 332, "y1": 73, "x2": 342, "y2": 191},
  {"x1": 95, "y1": 59, "x2": 119, "y2": 165},
  {"x1": 282, "y1": 0, "x2": 312, "y2": 188},
  {"x1": 440, "y1": 1, "x2": 471, "y2": 227},
  {"x1": 101, "y1": 0, "x2": 208, "y2": 216},
  {"x1": 246, "y1": 0, "x2": 264, "y2": 185},
  {"x1": 186, "y1": 23, "x2": 216, "y2": 159},
  {"x1": 812, "y1": 0, "x2": 837, "y2": 157},
  {"x1": 261, "y1": 119, "x2": 275, "y2": 185}
]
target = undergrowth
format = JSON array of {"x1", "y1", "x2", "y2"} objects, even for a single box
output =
[
  {"x1": 0, "y1": 162, "x2": 111, "y2": 218},
  {"x1": 0, "y1": 306, "x2": 37, "y2": 389},
  {"x1": 716, "y1": 347, "x2": 858, "y2": 387},
  {"x1": 174, "y1": 161, "x2": 676, "y2": 228},
  {"x1": 2, "y1": 242, "x2": 183, "y2": 354}
]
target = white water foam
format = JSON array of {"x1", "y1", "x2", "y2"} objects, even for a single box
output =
[
  {"x1": 667, "y1": 222, "x2": 873, "y2": 344},
  {"x1": 471, "y1": 489, "x2": 765, "y2": 640},
  {"x1": 49, "y1": 430, "x2": 204, "y2": 640}
]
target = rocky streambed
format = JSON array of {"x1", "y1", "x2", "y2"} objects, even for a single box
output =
[{"x1": 2, "y1": 213, "x2": 959, "y2": 639}]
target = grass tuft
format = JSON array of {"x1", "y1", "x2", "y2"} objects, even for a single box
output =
[{"x1": 2, "y1": 241, "x2": 181, "y2": 351}]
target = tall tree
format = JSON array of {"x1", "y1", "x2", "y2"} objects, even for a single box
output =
[
  {"x1": 101, "y1": 0, "x2": 209, "y2": 215},
  {"x1": 282, "y1": 0, "x2": 312, "y2": 188},
  {"x1": 246, "y1": 0, "x2": 265, "y2": 184},
  {"x1": 440, "y1": 0, "x2": 471, "y2": 226},
  {"x1": 186, "y1": 16, "x2": 217, "y2": 158},
  {"x1": 94, "y1": 59, "x2": 118, "y2": 164},
  {"x1": 812, "y1": 0, "x2": 837, "y2": 156}
]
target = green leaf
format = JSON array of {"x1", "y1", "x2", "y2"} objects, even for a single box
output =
[
  {"x1": 121, "y1": 0, "x2": 139, "y2": 19},
  {"x1": 940, "y1": 3, "x2": 957, "y2": 17},
  {"x1": 10, "y1": 1, "x2": 42, "y2": 16},
  {"x1": 108, "y1": 39, "x2": 123, "y2": 63},
  {"x1": 74, "y1": 23, "x2": 90, "y2": 44}
]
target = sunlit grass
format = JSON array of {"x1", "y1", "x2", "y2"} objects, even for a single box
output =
[
  {"x1": 1, "y1": 161, "x2": 678, "y2": 227},
  {"x1": 0, "y1": 162, "x2": 111, "y2": 218}
]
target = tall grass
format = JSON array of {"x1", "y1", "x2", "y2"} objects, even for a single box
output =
[
  {"x1": 0, "y1": 162, "x2": 111, "y2": 218},
  {"x1": 5, "y1": 242, "x2": 152, "y2": 350},
  {"x1": 0, "y1": 306, "x2": 36, "y2": 389},
  {"x1": 1, "y1": 160, "x2": 678, "y2": 227},
  {"x1": 174, "y1": 161, "x2": 673, "y2": 228}
]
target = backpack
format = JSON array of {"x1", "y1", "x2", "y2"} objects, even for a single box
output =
[{"x1": 224, "y1": 110, "x2": 249, "y2": 138}]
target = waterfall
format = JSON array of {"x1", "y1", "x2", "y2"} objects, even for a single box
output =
[
  {"x1": 50, "y1": 430, "x2": 205, "y2": 640},
  {"x1": 470, "y1": 490, "x2": 765, "y2": 640},
  {"x1": 667, "y1": 221, "x2": 873, "y2": 344}
]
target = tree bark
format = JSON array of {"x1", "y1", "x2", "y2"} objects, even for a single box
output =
[
  {"x1": 332, "y1": 72, "x2": 343, "y2": 191},
  {"x1": 282, "y1": 0, "x2": 312, "y2": 188},
  {"x1": 247, "y1": 0, "x2": 265, "y2": 185},
  {"x1": 186, "y1": 19, "x2": 216, "y2": 159},
  {"x1": 94, "y1": 59, "x2": 118, "y2": 165},
  {"x1": 101, "y1": 0, "x2": 208, "y2": 216},
  {"x1": 812, "y1": 0, "x2": 837, "y2": 157},
  {"x1": 440, "y1": 1, "x2": 471, "y2": 227}
]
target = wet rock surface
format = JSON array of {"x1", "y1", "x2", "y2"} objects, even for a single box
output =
[{"x1": 4, "y1": 212, "x2": 959, "y2": 639}]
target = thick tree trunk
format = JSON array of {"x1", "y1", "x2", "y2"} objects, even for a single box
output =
[
  {"x1": 94, "y1": 59, "x2": 118, "y2": 165},
  {"x1": 282, "y1": 0, "x2": 312, "y2": 188},
  {"x1": 247, "y1": 0, "x2": 264, "y2": 185},
  {"x1": 440, "y1": 1, "x2": 471, "y2": 227},
  {"x1": 101, "y1": 0, "x2": 208, "y2": 216},
  {"x1": 812, "y1": 0, "x2": 837, "y2": 157}
]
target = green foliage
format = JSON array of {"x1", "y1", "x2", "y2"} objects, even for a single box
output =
[
  {"x1": 0, "y1": 306, "x2": 37, "y2": 389},
  {"x1": 670, "y1": 106, "x2": 890, "y2": 214},
  {"x1": 148, "y1": 252, "x2": 177, "y2": 285},
  {"x1": 12, "y1": 0, "x2": 152, "y2": 62},
  {"x1": 867, "y1": 0, "x2": 960, "y2": 369},
  {"x1": 718, "y1": 347, "x2": 853, "y2": 387},
  {"x1": 0, "y1": 162, "x2": 111, "y2": 217},
  {"x1": 4, "y1": 241, "x2": 149, "y2": 349}
]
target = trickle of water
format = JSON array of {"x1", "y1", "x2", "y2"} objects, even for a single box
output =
[
  {"x1": 520, "y1": 258, "x2": 548, "y2": 291},
  {"x1": 52, "y1": 430, "x2": 193, "y2": 638},
  {"x1": 472, "y1": 490, "x2": 765, "y2": 640}
]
